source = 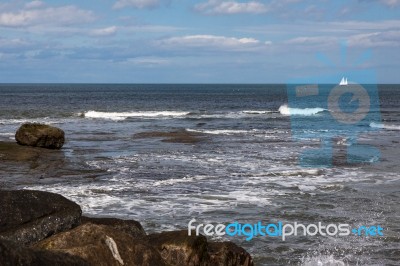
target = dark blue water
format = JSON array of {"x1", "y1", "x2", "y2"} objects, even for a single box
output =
[{"x1": 0, "y1": 84, "x2": 399, "y2": 265}]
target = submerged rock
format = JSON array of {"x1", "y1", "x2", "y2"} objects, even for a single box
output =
[
  {"x1": 15, "y1": 123, "x2": 65, "y2": 149},
  {"x1": 0, "y1": 190, "x2": 81, "y2": 246},
  {"x1": 0, "y1": 239, "x2": 89, "y2": 266},
  {"x1": 36, "y1": 223, "x2": 165, "y2": 266},
  {"x1": 133, "y1": 130, "x2": 206, "y2": 144}
]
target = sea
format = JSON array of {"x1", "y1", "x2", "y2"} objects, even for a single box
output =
[{"x1": 0, "y1": 84, "x2": 399, "y2": 265}]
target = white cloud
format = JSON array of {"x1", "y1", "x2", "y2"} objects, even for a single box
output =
[
  {"x1": 157, "y1": 34, "x2": 268, "y2": 52},
  {"x1": 348, "y1": 30, "x2": 400, "y2": 47},
  {"x1": 125, "y1": 57, "x2": 170, "y2": 66},
  {"x1": 113, "y1": 0, "x2": 163, "y2": 9},
  {"x1": 0, "y1": 5, "x2": 95, "y2": 27},
  {"x1": 25, "y1": 1, "x2": 45, "y2": 9},
  {"x1": 0, "y1": 37, "x2": 31, "y2": 49},
  {"x1": 379, "y1": 0, "x2": 400, "y2": 7},
  {"x1": 90, "y1": 26, "x2": 118, "y2": 36},
  {"x1": 285, "y1": 36, "x2": 337, "y2": 45},
  {"x1": 195, "y1": 0, "x2": 268, "y2": 14}
]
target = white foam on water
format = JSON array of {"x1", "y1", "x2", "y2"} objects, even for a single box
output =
[
  {"x1": 83, "y1": 111, "x2": 190, "y2": 120},
  {"x1": 369, "y1": 122, "x2": 400, "y2": 131},
  {"x1": 192, "y1": 110, "x2": 277, "y2": 119},
  {"x1": 242, "y1": 110, "x2": 274, "y2": 114},
  {"x1": 279, "y1": 104, "x2": 325, "y2": 116},
  {"x1": 0, "y1": 118, "x2": 60, "y2": 125},
  {"x1": 153, "y1": 175, "x2": 211, "y2": 186},
  {"x1": 0, "y1": 133, "x2": 14, "y2": 136},
  {"x1": 301, "y1": 255, "x2": 347, "y2": 266},
  {"x1": 298, "y1": 185, "x2": 317, "y2": 192},
  {"x1": 186, "y1": 128, "x2": 259, "y2": 135}
]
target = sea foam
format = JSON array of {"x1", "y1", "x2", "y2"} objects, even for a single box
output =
[
  {"x1": 279, "y1": 104, "x2": 325, "y2": 116},
  {"x1": 369, "y1": 122, "x2": 400, "y2": 131},
  {"x1": 83, "y1": 111, "x2": 190, "y2": 120}
]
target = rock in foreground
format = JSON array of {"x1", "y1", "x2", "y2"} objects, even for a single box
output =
[
  {"x1": 0, "y1": 239, "x2": 88, "y2": 266},
  {"x1": 0, "y1": 190, "x2": 81, "y2": 246},
  {"x1": 81, "y1": 216, "x2": 146, "y2": 238},
  {"x1": 0, "y1": 190, "x2": 254, "y2": 266},
  {"x1": 15, "y1": 123, "x2": 65, "y2": 149},
  {"x1": 36, "y1": 223, "x2": 165, "y2": 266}
]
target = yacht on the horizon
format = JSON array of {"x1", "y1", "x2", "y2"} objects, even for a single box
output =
[{"x1": 339, "y1": 77, "x2": 348, "y2": 86}]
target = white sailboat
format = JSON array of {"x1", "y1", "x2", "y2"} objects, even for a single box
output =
[{"x1": 339, "y1": 77, "x2": 348, "y2": 86}]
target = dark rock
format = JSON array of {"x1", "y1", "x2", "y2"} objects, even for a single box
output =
[
  {"x1": 36, "y1": 223, "x2": 165, "y2": 266},
  {"x1": 146, "y1": 230, "x2": 209, "y2": 266},
  {"x1": 208, "y1": 242, "x2": 254, "y2": 266},
  {"x1": 146, "y1": 230, "x2": 254, "y2": 266},
  {"x1": 0, "y1": 190, "x2": 81, "y2": 246},
  {"x1": 133, "y1": 130, "x2": 206, "y2": 144},
  {"x1": 0, "y1": 239, "x2": 89, "y2": 266},
  {"x1": 81, "y1": 216, "x2": 146, "y2": 238},
  {"x1": 15, "y1": 123, "x2": 65, "y2": 149}
]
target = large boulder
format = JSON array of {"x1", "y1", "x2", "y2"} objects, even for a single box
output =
[
  {"x1": 35, "y1": 223, "x2": 165, "y2": 266},
  {"x1": 0, "y1": 190, "x2": 82, "y2": 246},
  {"x1": 15, "y1": 123, "x2": 65, "y2": 149},
  {"x1": 0, "y1": 239, "x2": 89, "y2": 266},
  {"x1": 81, "y1": 216, "x2": 146, "y2": 238},
  {"x1": 146, "y1": 231, "x2": 253, "y2": 266},
  {"x1": 208, "y1": 242, "x2": 253, "y2": 266},
  {"x1": 146, "y1": 230, "x2": 210, "y2": 266}
]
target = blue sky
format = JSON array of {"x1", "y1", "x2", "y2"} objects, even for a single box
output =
[{"x1": 0, "y1": 0, "x2": 399, "y2": 83}]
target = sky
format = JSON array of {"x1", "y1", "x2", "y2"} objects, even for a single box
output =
[{"x1": 0, "y1": 0, "x2": 399, "y2": 83}]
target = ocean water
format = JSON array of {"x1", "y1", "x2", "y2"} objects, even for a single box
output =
[{"x1": 0, "y1": 84, "x2": 399, "y2": 265}]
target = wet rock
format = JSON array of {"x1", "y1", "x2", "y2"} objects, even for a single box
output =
[
  {"x1": 208, "y1": 242, "x2": 254, "y2": 266},
  {"x1": 36, "y1": 223, "x2": 165, "y2": 266},
  {"x1": 81, "y1": 216, "x2": 146, "y2": 238},
  {"x1": 0, "y1": 190, "x2": 81, "y2": 246},
  {"x1": 133, "y1": 130, "x2": 206, "y2": 144},
  {"x1": 146, "y1": 230, "x2": 254, "y2": 266},
  {"x1": 0, "y1": 142, "x2": 102, "y2": 188},
  {"x1": 146, "y1": 230, "x2": 210, "y2": 265},
  {"x1": 15, "y1": 123, "x2": 65, "y2": 149},
  {"x1": 0, "y1": 239, "x2": 89, "y2": 266}
]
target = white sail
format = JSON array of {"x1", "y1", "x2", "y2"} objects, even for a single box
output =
[{"x1": 339, "y1": 77, "x2": 348, "y2": 86}]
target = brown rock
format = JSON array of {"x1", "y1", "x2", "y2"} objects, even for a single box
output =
[
  {"x1": 208, "y1": 242, "x2": 254, "y2": 266},
  {"x1": 146, "y1": 230, "x2": 209, "y2": 266},
  {"x1": 15, "y1": 123, "x2": 65, "y2": 149},
  {"x1": 81, "y1": 216, "x2": 146, "y2": 238},
  {"x1": 35, "y1": 223, "x2": 165, "y2": 266},
  {"x1": 0, "y1": 239, "x2": 89, "y2": 266},
  {"x1": 0, "y1": 190, "x2": 81, "y2": 246}
]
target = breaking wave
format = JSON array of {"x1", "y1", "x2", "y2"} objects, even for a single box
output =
[
  {"x1": 369, "y1": 122, "x2": 400, "y2": 131},
  {"x1": 83, "y1": 111, "x2": 190, "y2": 121},
  {"x1": 279, "y1": 104, "x2": 325, "y2": 116}
]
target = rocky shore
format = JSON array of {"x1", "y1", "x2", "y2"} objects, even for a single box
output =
[
  {"x1": 0, "y1": 124, "x2": 253, "y2": 266},
  {"x1": 0, "y1": 190, "x2": 253, "y2": 266}
]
